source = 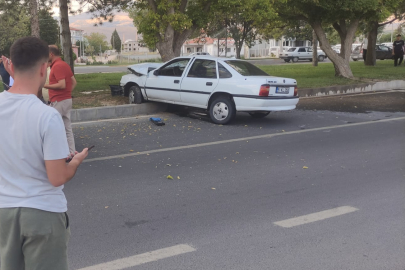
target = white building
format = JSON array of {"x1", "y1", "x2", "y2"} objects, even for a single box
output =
[
  {"x1": 181, "y1": 37, "x2": 243, "y2": 57},
  {"x1": 70, "y1": 27, "x2": 84, "y2": 44},
  {"x1": 122, "y1": 39, "x2": 150, "y2": 53}
]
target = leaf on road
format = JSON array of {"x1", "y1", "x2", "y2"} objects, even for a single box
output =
[
  {"x1": 177, "y1": 176, "x2": 181, "y2": 180},
  {"x1": 211, "y1": 188, "x2": 216, "y2": 190},
  {"x1": 166, "y1": 164, "x2": 172, "y2": 167},
  {"x1": 129, "y1": 150, "x2": 134, "y2": 152},
  {"x1": 303, "y1": 166, "x2": 309, "y2": 169},
  {"x1": 167, "y1": 175, "x2": 174, "y2": 180},
  {"x1": 105, "y1": 206, "x2": 109, "y2": 209}
]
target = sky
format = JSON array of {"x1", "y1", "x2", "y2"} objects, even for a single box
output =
[{"x1": 51, "y1": 2, "x2": 138, "y2": 42}]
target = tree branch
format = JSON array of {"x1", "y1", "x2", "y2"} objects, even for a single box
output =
[
  {"x1": 148, "y1": 0, "x2": 157, "y2": 13},
  {"x1": 378, "y1": 17, "x2": 397, "y2": 27}
]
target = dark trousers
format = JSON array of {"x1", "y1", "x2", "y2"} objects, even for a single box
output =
[
  {"x1": 394, "y1": 53, "x2": 403, "y2": 66},
  {"x1": 362, "y1": 49, "x2": 367, "y2": 61}
]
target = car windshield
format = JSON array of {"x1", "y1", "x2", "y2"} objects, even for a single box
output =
[
  {"x1": 288, "y1": 48, "x2": 296, "y2": 52},
  {"x1": 225, "y1": 60, "x2": 268, "y2": 76}
]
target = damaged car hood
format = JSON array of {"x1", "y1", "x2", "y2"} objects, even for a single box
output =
[{"x1": 127, "y1": 63, "x2": 163, "y2": 76}]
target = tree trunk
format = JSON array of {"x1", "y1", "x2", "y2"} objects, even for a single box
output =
[
  {"x1": 311, "y1": 20, "x2": 358, "y2": 78},
  {"x1": 156, "y1": 26, "x2": 194, "y2": 62},
  {"x1": 235, "y1": 43, "x2": 241, "y2": 59},
  {"x1": 312, "y1": 30, "x2": 318, "y2": 66},
  {"x1": 59, "y1": 0, "x2": 74, "y2": 73},
  {"x1": 30, "y1": 0, "x2": 40, "y2": 38},
  {"x1": 365, "y1": 21, "x2": 378, "y2": 66}
]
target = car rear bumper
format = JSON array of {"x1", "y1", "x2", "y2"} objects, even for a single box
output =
[{"x1": 234, "y1": 96, "x2": 299, "y2": 112}]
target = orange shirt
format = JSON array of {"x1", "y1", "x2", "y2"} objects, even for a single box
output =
[{"x1": 48, "y1": 58, "x2": 74, "y2": 102}]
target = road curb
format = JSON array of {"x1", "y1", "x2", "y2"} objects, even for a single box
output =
[
  {"x1": 71, "y1": 103, "x2": 168, "y2": 123},
  {"x1": 299, "y1": 80, "x2": 405, "y2": 97}
]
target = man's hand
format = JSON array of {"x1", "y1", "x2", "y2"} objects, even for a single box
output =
[
  {"x1": 71, "y1": 148, "x2": 89, "y2": 164},
  {"x1": 46, "y1": 148, "x2": 89, "y2": 187}
]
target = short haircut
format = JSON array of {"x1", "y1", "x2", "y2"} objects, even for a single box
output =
[
  {"x1": 49, "y1": 45, "x2": 60, "y2": 56},
  {"x1": 397, "y1": 34, "x2": 402, "y2": 37},
  {"x1": 10, "y1": 37, "x2": 49, "y2": 73}
]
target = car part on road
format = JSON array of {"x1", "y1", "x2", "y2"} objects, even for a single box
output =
[
  {"x1": 318, "y1": 55, "x2": 325, "y2": 62},
  {"x1": 292, "y1": 57, "x2": 299, "y2": 63},
  {"x1": 248, "y1": 112, "x2": 270, "y2": 118},
  {"x1": 110, "y1": 85, "x2": 123, "y2": 96},
  {"x1": 284, "y1": 59, "x2": 291, "y2": 63},
  {"x1": 129, "y1": 85, "x2": 143, "y2": 104},
  {"x1": 209, "y1": 96, "x2": 236, "y2": 125}
]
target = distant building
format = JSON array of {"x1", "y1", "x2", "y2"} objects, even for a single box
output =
[
  {"x1": 122, "y1": 39, "x2": 150, "y2": 53},
  {"x1": 70, "y1": 27, "x2": 84, "y2": 44},
  {"x1": 181, "y1": 37, "x2": 243, "y2": 57}
]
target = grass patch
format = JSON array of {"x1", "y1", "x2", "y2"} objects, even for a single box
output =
[
  {"x1": 259, "y1": 60, "x2": 405, "y2": 88},
  {"x1": 74, "y1": 72, "x2": 126, "y2": 94}
]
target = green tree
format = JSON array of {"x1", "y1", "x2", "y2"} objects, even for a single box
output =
[
  {"x1": 85, "y1": 32, "x2": 109, "y2": 55},
  {"x1": 0, "y1": 6, "x2": 30, "y2": 56},
  {"x1": 39, "y1": 8, "x2": 59, "y2": 45},
  {"x1": 126, "y1": 1, "x2": 213, "y2": 61},
  {"x1": 362, "y1": 0, "x2": 405, "y2": 66},
  {"x1": 110, "y1": 29, "x2": 121, "y2": 53},
  {"x1": 272, "y1": 0, "x2": 381, "y2": 78},
  {"x1": 213, "y1": 0, "x2": 275, "y2": 59}
]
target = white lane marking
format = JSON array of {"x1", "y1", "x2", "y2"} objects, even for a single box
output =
[
  {"x1": 83, "y1": 116, "x2": 405, "y2": 163},
  {"x1": 77, "y1": 244, "x2": 196, "y2": 270},
  {"x1": 274, "y1": 206, "x2": 359, "y2": 228}
]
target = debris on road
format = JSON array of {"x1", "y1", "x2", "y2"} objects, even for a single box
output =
[
  {"x1": 167, "y1": 175, "x2": 174, "y2": 180},
  {"x1": 150, "y1": 117, "x2": 165, "y2": 126},
  {"x1": 303, "y1": 166, "x2": 309, "y2": 169}
]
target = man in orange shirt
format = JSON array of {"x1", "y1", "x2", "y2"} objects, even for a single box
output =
[{"x1": 44, "y1": 46, "x2": 77, "y2": 153}]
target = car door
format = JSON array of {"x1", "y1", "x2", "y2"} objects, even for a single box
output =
[
  {"x1": 145, "y1": 58, "x2": 191, "y2": 102},
  {"x1": 378, "y1": 45, "x2": 391, "y2": 59},
  {"x1": 297, "y1": 47, "x2": 307, "y2": 59},
  {"x1": 180, "y1": 58, "x2": 219, "y2": 107}
]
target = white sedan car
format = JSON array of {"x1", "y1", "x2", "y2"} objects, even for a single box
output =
[{"x1": 120, "y1": 56, "x2": 299, "y2": 124}]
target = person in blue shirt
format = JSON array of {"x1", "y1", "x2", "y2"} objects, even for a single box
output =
[{"x1": 0, "y1": 58, "x2": 10, "y2": 90}]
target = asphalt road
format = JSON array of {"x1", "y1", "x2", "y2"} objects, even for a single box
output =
[
  {"x1": 74, "y1": 58, "x2": 332, "y2": 74},
  {"x1": 64, "y1": 92, "x2": 405, "y2": 270}
]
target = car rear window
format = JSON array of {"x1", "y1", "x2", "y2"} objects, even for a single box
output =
[
  {"x1": 288, "y1": 48, "x2": 296, "y2": 52},
  {"x1": 224, "y1": 60, "x2": 268, "y2": 76}
]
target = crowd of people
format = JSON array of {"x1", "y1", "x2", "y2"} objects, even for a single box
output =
[{"x1": 0, "y1": 37, "x2": 87, "y2": 270}]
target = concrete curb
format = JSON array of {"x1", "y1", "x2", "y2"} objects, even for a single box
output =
[
  {"x1": 71, "y1": 103, "x2": 168, "y2": 123},
  {"x1": 299, "y1": 80, "x2": 405, "y2": 97}
]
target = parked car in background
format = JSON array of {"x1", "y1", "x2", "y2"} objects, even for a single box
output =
[
  {"x1": 279, "y1": 47, "x2": 327, "y2": 62},
  {"x1": 351, "y1": 44, "x2": 394, "y2": 61},
  {"x1": 381, "y1": 42, "x2": 393, "y2": 49},
  {"x1": 332, "y1": 45, "x2": 341, "y2": 54},
  {"x1": 189, "y1": 52, "x2": 210, "y2": 56},
  {"x1": 120, "y1": 56, "x2": 299, "y2": 124}
]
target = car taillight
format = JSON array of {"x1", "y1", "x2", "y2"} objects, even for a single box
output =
[
  {"x1": 259, "y1": 85, "x2": 270, "y2": 96},
  {"x1": 294, "y1": 86, "x2": 298, "y2": 96}
]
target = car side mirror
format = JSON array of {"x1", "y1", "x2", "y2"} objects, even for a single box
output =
[{"x1": 153, "y1": 70, "x2": 159, "y2": 76}]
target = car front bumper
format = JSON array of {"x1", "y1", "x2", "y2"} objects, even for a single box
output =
[{"x1": 234, "y1": 96, "x2": 299, "y2": 112}]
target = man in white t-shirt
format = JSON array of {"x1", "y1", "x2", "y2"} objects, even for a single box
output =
[{"x1": 0, "y1": 37, "x2": 88, "y2": 270}]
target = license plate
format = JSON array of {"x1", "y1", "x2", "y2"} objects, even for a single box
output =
[{"x1": 276, "y1": 87, "x2": 290, "y2": 94}]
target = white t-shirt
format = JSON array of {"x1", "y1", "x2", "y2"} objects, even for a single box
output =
[
  {"x1": 9, "y1": 76, "x2": 14, "y2": 87},
  {"x1": 0, "y1": 91, "x2": 69, "y2": 212}
]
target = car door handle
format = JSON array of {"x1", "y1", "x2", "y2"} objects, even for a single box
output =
[
  {"x1": 174, "y1": 80, "x2": 180, "y2": 84},
  {"x1": 206, "y1": 82, "x2": 213, "y2": 86}
]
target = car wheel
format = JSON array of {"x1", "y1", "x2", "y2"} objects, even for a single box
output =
[
  {"x1": 292, "y1": 57, "x2": 299, "y2": 63},
  {"x1": 249, "y1": 112, "x2": 270, "y2": 118},
  {"x1": 353, "y1": 59, "x2": 358, "y2": 61},
  {"x1": 318, "y1": 55, "x2": 325, "y2": 62},
  {"x1": 209, "y1": 96, "x2": 236, "y2": 125},
  {"x1": 129, "y1": 85, "x2": 142, "y2": 104}
]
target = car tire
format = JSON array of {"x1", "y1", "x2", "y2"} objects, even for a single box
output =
[
  {"x1": 318, "y1": 55, "x2": 325, "y2": 62},
  {"x1": 353, "y1": 59, "x2": 358, "y2": 61},
  {"x1": 129, "y1": 85, "x2": 142, "y2": 104},
  {"x1": 209, "y1": 96, "x2": 236, "y2": 125},
  {"x1": 249, "y1": 112, "x2": 270, "y2": 118},
  {"x1": 292, "y1": 57, "x2": 299, "y2": 63},
  {"x1": 284, "y1": 59, "x2": 290, "y2": 63}
]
